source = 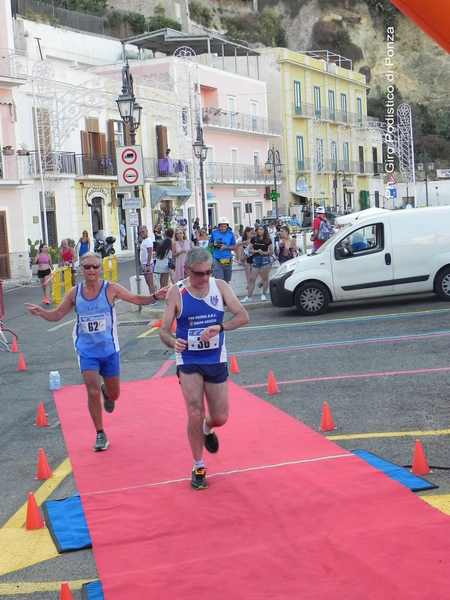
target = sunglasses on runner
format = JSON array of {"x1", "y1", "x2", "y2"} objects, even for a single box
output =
[
  {"x1": 83, "y1": 264, "x2": 100, "y2": 270},
  {"x1": 190, "y1": 268, "x2": 212, "y2": 277}
]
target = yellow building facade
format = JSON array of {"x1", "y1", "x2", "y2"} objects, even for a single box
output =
[{"x1": 261, "y1": 48, "x2": 384, "y2": 216}]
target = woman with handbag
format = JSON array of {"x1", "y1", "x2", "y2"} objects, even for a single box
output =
[
  {"x1": 153, "y1": 228, "x2": 174, "y2": 288},
  {"x1": 172, "y1": 228, "x2": 191, "y2": 283}
]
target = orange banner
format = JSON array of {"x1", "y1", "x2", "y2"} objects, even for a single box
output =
[{"x1": 390, "y1": 0, "x2": 450, "y2": 53}]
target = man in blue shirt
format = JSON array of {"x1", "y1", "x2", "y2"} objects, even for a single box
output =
[{"x1": 209, "y1": 217, "x2": 236, "y2": 283}]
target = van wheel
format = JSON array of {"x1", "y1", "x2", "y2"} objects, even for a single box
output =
[
  {"x1": 435, "y1": 267, "x2": 450, "y2": 300},
  {"x1": 295, "y1": 282, "x2": 330, "y2": 315}
]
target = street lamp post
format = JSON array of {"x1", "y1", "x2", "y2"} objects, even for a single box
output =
[
  {"x1": 265, "y1": 146, "x2": 282, "y2": 219},
  {"x1": 116, "y1": 53, "x2": 142, "y2": 295},
  {"x1": 192, "y1": 125, "x2": 209, "y2": 229}
]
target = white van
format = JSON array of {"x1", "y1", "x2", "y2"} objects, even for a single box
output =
[{"x1": 270, "y1": 207, "x2": 450, "y2": 315}]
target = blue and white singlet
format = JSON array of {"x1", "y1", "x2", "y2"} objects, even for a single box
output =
[
  {"x1": 176, "y1": 278, "x2": 226, "y2": 366},
  {"x1": 73, "y1": 281, "x2": 119, "y2": 358}
]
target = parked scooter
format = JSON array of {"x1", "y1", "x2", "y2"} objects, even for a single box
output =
[{"x1": 94, "y1": 235, "x2": 116, "y2": 258}]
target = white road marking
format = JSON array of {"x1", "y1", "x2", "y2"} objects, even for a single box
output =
[
  {"x1": 48, "y1": 319, "x2": 75, "y2": 332},
  {"x1": 83, "y1": 452, "x2": 354, "y2": 497}
]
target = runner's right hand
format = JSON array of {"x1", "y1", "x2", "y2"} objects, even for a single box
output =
[
  {"x1": 174, "y1": 338, "x2": 187, "y2": 352},
  {"x1": 25, "y1": 303, "x2": 44, "y2": 317}
]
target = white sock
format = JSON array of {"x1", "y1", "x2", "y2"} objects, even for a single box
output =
[
  {"x1": 194, "y1": 459, "x2": 205, "y2": 469},
  {"x1": 203, "y1": 418, "x2": 212, "y2": 435}
]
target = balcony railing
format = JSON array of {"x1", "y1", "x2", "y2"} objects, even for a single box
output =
[
  {"x1": 293, "y1": 103, "x2": 315, "y2": 118},
  {"x1": 0, "y1": 153, "x2": 34, "y2": 180},
  {"x1": 295, "y1": 158, "x2": 383, "y2": 175},
  {"x1": 202, "y1": 107, "x2": 280, "y2": 135},
  {"x1": 293, "y1": 103, "x2": 368, "y2": 128},
  {"x1": 143, "y1": 157, "x2": 192, "y2": 181},
  {"x1": 205, "y1": 162, "x2": 275, "y2": 185},
  {"x1": 0, "y1": 49, "x2": 28, "y2": 83}
]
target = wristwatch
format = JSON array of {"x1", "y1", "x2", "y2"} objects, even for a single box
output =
[
  {"x1": 219, "y1": 323, "x2": 224, "y2": 333},
  {"x1": 152, "y1": 293, "x2": 158, "y2": 302}
]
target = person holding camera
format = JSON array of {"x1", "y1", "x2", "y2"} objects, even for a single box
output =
[{"x1": 209, "y1": 217, "x2": 236, "y2": 283}]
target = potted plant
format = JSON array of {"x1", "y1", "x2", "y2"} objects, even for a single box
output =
[{"x1": 2, "y1": 145, "x2": 14, "y2": 156}]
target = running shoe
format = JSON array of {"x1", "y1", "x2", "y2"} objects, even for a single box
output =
[
  {"x1": 261, "y1": 294, "x2": 267, "y2": 301},
  {"x1": 101, "y1": 384, "x2": 115, "y2": 413},
  {"x1": 94, "y1": 431, "x2": 109, "y2": 452},
  {"x1": 241, "y1": 296, "x2": 250, "y2": 303},
  {"x1": 191, "y1": 466, "x2": 208, "y2": 490},
  {"x1": 204, "y1": 430, "x2": 219, "y2": 453}
]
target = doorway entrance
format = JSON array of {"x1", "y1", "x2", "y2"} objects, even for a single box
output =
[{"x1": 91, "y1": 197, "x2": 104, "y2": 240}]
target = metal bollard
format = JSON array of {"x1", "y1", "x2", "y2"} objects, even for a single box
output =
[
  {"x1": 52, "y1": 268, "x2": 63, "y2": 305},
  {"x1": 63, "y1": 266, "x2": 71, "y2": 291},
  {"x1": 111, "y1": 256, "x2": 118, "y2": 282}
]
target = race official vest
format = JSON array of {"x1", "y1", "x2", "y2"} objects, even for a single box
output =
[
  {"x1": 176, "y1": 278, "x2": 226, "y2": 366},
  {"x1": 73, "y1": 281, "x2": 119, "y2": 358}
]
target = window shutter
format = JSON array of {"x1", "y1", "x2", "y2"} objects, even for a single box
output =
[{"x1": 156, "y1": 125, "x2": 168, "y2": 158}]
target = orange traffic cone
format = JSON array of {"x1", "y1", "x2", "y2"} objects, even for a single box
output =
[
  {"x1": 17, "y1": 352, "x2": 27, "y2": 371},
  {"x1": 35, "y1": 403, "x2": 49, "y2": 428},
  {"x1": 267, "y1": 370, "x2": 280, "y2": 395},
  {"x1": 25, "y1": 492, "x2": 45, "y2": 530},
  {"x1": 151, "y1": 319, "x2": 162, "y2": 329},
  {"x1": 36, "y1": 448, "x2": 52, "y2": 480},
  {"x1": 320, "y1": 401, "x2": 336, "y2": 432},
  {"x1": 11, "y1": 336, "x2": 19, "y2": 352},
  {"x1": 171, "y1": 320, "x2": 177, "y2": 333},
  {"x1": 59, "y1": 582, "x2": 74, "y2": 600},
  {"x1": 412, "y1": 439, "x2": 430, "y2": 475},
  {"x1": 230, "y1": 355, "x2": 240, "y2": 374}
]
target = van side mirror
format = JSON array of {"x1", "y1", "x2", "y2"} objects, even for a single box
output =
[{"x1": 335, "y1": 245, "x2": 350, "y2": 259}]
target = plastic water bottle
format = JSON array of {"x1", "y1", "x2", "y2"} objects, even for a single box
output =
[{"x1": 49, "y1": 370, "x2": 61, "y2": 391}]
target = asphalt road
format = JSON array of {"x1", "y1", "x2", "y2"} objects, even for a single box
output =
[{"x1": 1, "y1": 264, "x2": 450, "y2": 598}]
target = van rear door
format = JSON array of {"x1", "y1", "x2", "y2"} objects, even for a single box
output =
[{"x1": 331, "y1": 221, "x2": 395, "y2": 300}]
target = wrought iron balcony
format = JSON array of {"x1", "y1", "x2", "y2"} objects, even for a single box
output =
[
  {"x1": 205, "y1": 162, "x2": 275, "y2": 185},
  {"x1": 0, "y1": 153, "x2": 34, "y2": 181},
  {"x1": 0, "y1": 49, "x2": 28, "y2": 85},
  {"x1": 143, "y1": 157, "x2": 192, "y2": 181},
  {"x1": 202, "y1": 107, "x2": 280, "y2": 135}
]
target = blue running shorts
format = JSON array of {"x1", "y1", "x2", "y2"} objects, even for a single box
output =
[
  {"x1": 177, "y1": 363, "x2": 228, "y2": 384},
  {"x1": 78, "y1": 352, "x2": 120, "y2": 378}
]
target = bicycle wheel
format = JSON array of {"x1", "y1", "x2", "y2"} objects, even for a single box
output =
[{"x1": 0, "y1": 326, "x2": 16, "y2": 352}]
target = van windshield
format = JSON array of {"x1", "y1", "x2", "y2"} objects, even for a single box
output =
[{"x1": 313, "y1": 230, "x2": 337, "y2": 254}]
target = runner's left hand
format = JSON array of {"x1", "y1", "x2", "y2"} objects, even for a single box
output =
[{"x1": 200, "y1": 325, "x2": 221, "y2": 342}]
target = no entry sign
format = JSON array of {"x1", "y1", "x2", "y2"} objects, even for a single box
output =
[{"x1": 116, "y1": 145, "x2": 144, "y2": 187}]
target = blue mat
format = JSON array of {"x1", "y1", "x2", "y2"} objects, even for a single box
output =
[
  {"x1": 352, "y1": 449, "x2": 438, "y2": 492},
  {"x1": 81, "y1": 580, "x2": 104, "y2": 600},
  {"x1": 42, "y1": 495, "x2": 92, "y2": 553}
]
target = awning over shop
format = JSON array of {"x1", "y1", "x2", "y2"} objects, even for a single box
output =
[{"x1": 150, "y1": 185, "x2": 191, "y2": 208}]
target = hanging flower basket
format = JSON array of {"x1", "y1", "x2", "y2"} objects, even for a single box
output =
[{"x1": 2, "y1": 146, "x2": 14, "y2": 156}]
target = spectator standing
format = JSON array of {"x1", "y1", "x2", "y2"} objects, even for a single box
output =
[
  {"x1": 139, "y1": 226, "x2": 156, "y2": 293},
  {"x1": 60, "y1": 239, "x2": 76, "y2": 285},
  {"x1": 172, "y1": 228, "x2": 191, "y2": 282},
  {"x1": 36, "y1": 243, "x2": 53, "y2": 305},
  {"x1": 153, "y1": 228, "x2": 174, "y2": 288},
  {"x1": 76, "y1": 231, "x2": 91, "y2": 263},
  {"x1": 277, "y1": 226, "x2": 298, "y2": 264},
  {"x1": 210, "y1": 217, "x2": 236, "y2": 283},
  {"x1": 119, "y1": 222, "x2": 127, "y2": 249},
  {"x1": 243, "y1": 225, "x2": 273, "y2": 302},
  {"x1": 311, "y1": 206, "x2": 333, "y2": 253},
  {"x1": 191, "y1": 217, "x2": 200, "y2": 245},
  {"x1": 197, "y1": 228, "x2": 210, "y2": 249},
  {"x1": 237, "y1": 226, "x2": 254, "y2": 303}
]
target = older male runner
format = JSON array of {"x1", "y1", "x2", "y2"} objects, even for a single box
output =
[
  {"x1": 160, "y1": 247, "x2": 249, "y2": 489},
  {"x1": 26, "y1": 252, "x2": 167, "y2": 452}
]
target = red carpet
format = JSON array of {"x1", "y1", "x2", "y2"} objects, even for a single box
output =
[{"x1": 55, "y1": 377, "x2": 450, "y2": 599}]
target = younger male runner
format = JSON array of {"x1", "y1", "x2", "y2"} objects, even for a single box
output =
[
  {"x1": 26, "y1": 252, "x2": 167, "y2": 451},
  {"x1": 160, "y1": 247, "x2": 249, "y2": 489}
]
